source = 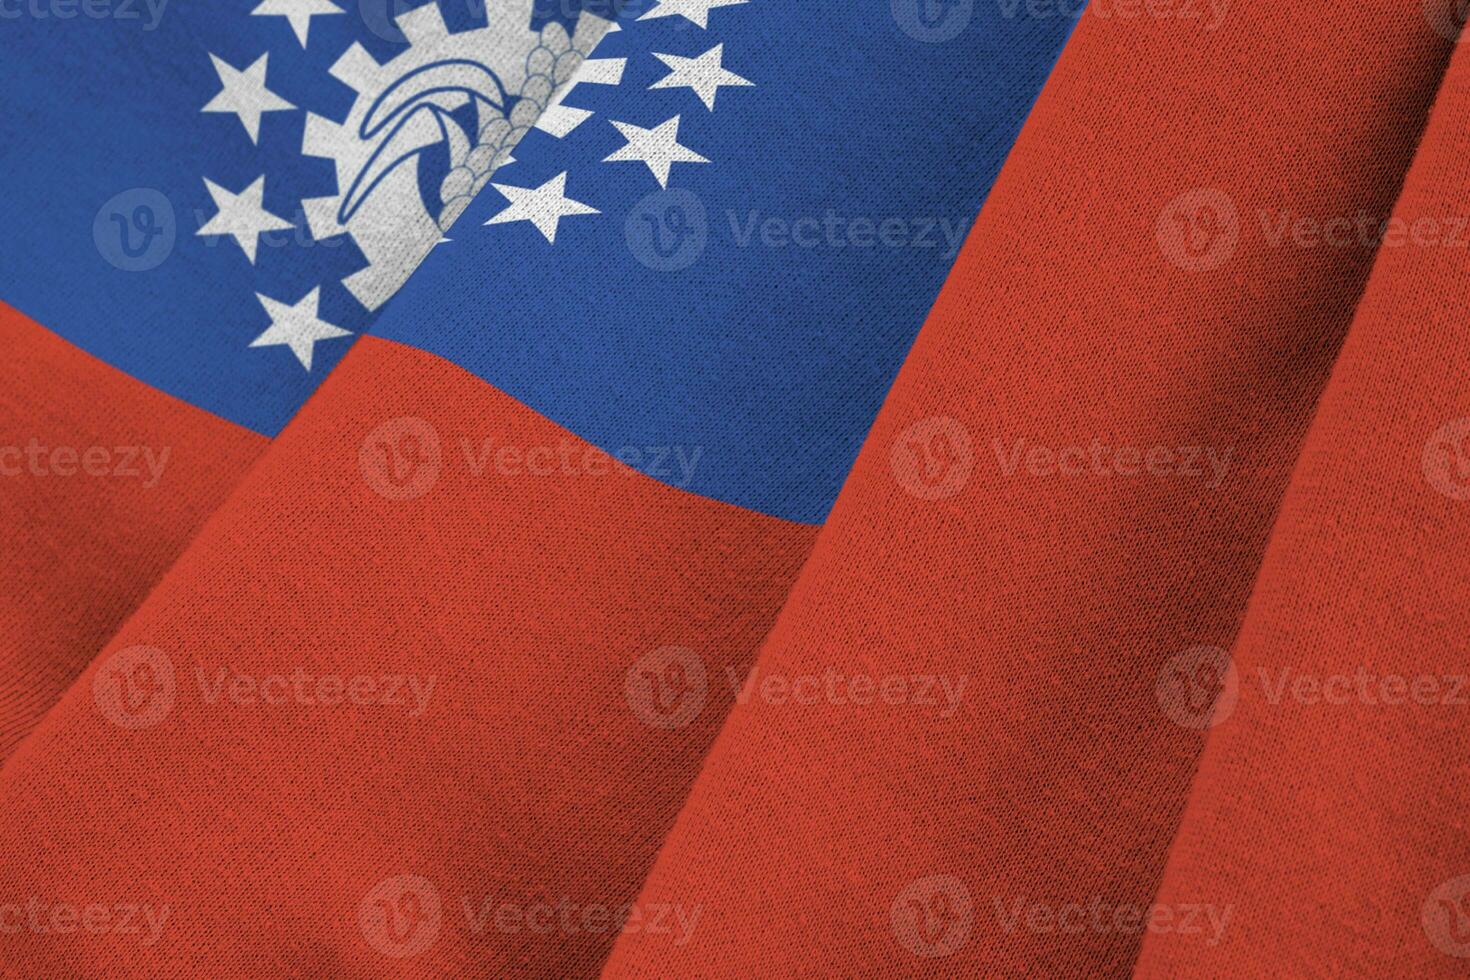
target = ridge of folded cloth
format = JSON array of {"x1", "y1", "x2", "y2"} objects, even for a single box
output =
[
  {"x1": 599, "y1": 2, "x2": 1455, "y2": 977},
  {"x1": 0, "y1": 338, "x2": 815, "y2": 977},
  {"x1": 0, "y1": 2, "x2": 1462, "y2": 977},
  {"x1": 0, "y1": 1, "x2": 1079, "y2": 974},
  {"x1": 1137, "y1": 24, "x2": 1470, "y2": 978},
  {"x1": 0, "y1": 306, "x2": 266, "y2": 762},
  {"x1": 0, "y1": 2, "x2": 626, "y2": 768}
]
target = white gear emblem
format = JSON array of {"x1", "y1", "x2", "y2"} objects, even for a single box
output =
[{"x1": 301, "y1": 0, "x2": 623, "y2": 310}]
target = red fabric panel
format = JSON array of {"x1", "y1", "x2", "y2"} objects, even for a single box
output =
[
  {"x1": 0, "y1": 303, "x2": 265, "y2": 762},
  {"x1": 0, "y1": 336, "x2": 814, "y2": 977},
  {"x1": 600, "y1": 2, "x2": 1452, "y2": 976},
  {"x1": 1137, "y1": 31, "x2": 1470, "y2": 978}
]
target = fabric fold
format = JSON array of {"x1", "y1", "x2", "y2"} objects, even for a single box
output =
[
  {"x1": 0, "y1": 0, "x2": 618, "y2": 767},
  {"x1": 1137, "y1": 22, "x2": 1470, "y2": 978},
  {"x1": 599, "y1": 3, "x2": 1455, "y2": 977},
  {"x1": 0, "y1": 1, "x2": 1077, "y2": 974}
]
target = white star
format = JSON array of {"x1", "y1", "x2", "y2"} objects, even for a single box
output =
[
  {"x1": 638, "y1": 0, "x2": 748, "y2": 29},
  {"x1": 485, "y1": 172, "x2": 600, "y2": 244},
  {"x1": 249, "y1": 287, "x2": 351, "y2": 370},
  {"x1": 603, "y1": 116, "x2": 709, "y2": 188},
  {"x1": 250, "y1": 0, "x2": 343, "y2": 47},
  {"x1": 201, "y1": 53, "x2": 294, "y2": 145},
  {"x1": 196, "y1": 176, "x2": 294, "y2": 264},
  {"x1": 649, "y1": 44, "x2": 753, "y2": 112}
]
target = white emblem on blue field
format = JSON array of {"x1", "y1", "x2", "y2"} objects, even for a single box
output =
[
  {"x1": 301, "y1": 1, "x2": 622, "y2": 310},
  {"x1": 197, "y1": 176, "x2": 293, "y2": 264},
  {"x1": 485, "y1": 0, "x2": 753, "y2": 245},
  {"x1": 649, "y1": 43, "x2": 751, "y2": 111},
  {"x1": 250, "y1": 287, "x2": 352, "y2": 370},
  {"x1": 197, "y1": 1, "x2": 623, "y2": 370},
  {"x1": 485, "y1": 172, "x2": 600, "y2": 243},
  {"x1": 251, "y1": 0, "x2": 345, "y2": 47},
  {"x1": 638, "y1": 0, "x2": 749, "y2": 29},
  {"x1": 604, "y1": 116, "x2": 708, "y2": 188},
  {"x1": 201, "y1": 53, "x2": 294, "y2": 145}
]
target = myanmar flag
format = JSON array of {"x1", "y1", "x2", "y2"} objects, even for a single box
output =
[{"x1": 2, "y1": 0, "x2": 1469, "y2": 976}]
